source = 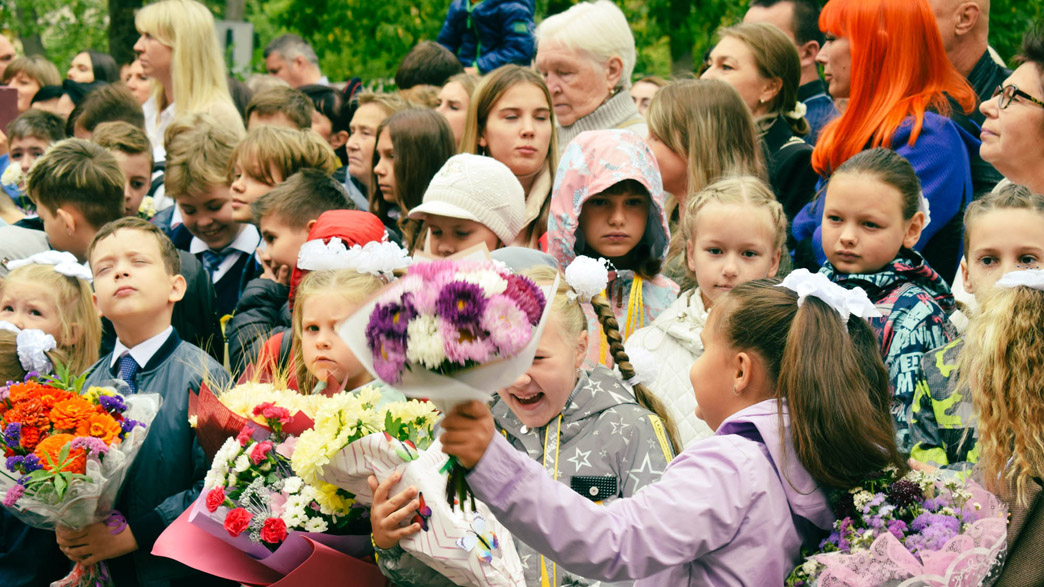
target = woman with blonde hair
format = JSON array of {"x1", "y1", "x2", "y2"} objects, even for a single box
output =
[
  {"x1": 133, "y1": 0, "x2": 244, "y2": 159},
  {"x1": 460, "y1": 65, "x2": 558, "y2": 248},
  {"x1": 643, "y1": 78, "x2": 766, "y2": 282},
  {"x1": 702, "y1": 22, "x2": 819, "y2": 223}
]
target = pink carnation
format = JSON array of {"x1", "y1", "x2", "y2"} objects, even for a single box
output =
[
  {"x1": 236, "y1": 425, "x2": 255, "y2": 447},
  {"x1": 250, "y1": 440, "x2": 273, "y2": 465},
  {"x1": 252, "y1": 402, "x2": 291, "y2": 425}
]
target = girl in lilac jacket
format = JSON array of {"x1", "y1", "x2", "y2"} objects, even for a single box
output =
[{"x1": 437, "y1": 276, "x2": 907, "y2": 585}]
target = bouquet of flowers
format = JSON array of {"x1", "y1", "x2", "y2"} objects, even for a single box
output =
[
  {"x1": 0, "y1": 368, "x2": 160, "y2": 587},
  {"x1": 160, "y1": 386, "x2": 437, "y2": 581},
  {"x1": 189, "y1": 382, "x2": 318, "y2": 460},
  {"x1": 340, "y1": 255, "x2": 555, "y2": 508},
  {"x1": 786, "y1": 467, "x2": 1007, "y2": 586}
]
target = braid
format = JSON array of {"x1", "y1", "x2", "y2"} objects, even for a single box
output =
[{"x1": 590, "y1": 293, "x2": 682, "y2": 454}]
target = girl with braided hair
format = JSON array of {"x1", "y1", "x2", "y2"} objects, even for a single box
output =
[{"x1": 369, "y1": 264, "x2": 675, "y2": 587}]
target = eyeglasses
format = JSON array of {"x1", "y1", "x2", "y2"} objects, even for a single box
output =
[{"x1": 993, "y1": 84, "x2": 1044, "y2": 110}]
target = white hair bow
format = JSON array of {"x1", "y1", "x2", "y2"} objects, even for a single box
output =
[
  {"x1": 996, "y1": 269, "x2": 1044, "y2": 290},
  {"x1": 564, "y1": 256, "x2": 609, "y2": 303},
  {"x1": 917, "y1": 192, "x2": 932, "y2": 230},
  {"x1": 296, "y1": 238, "x2": 411, "y2": 279},
  {"x1": 8, "y1": 250, "x2": 92, "y2": 282},
  {"x1": 0, "y1": 321, "x2": 56, "y2": 374},
  {"x1": 779, "y1": 269, "x2": 882, "y2": 320}
]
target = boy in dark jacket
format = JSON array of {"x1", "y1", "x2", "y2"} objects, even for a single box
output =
[
  {"x1": 62, "y1": 217, "x2": 230, "y2": 586},
  {"x1": 436, "y1": 0, "x2": 535, "y2": 73}
]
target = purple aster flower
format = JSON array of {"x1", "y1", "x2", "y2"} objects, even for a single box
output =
[
  {"x1": 373, "y1": 337, "x2": 408, "y2": 384},
  {"x1": 23, "y1": 371, "x2": 39, "y2": 382},
  {"x1": 503, "y1": 274, "x2": 545, "y2": 325},
  {"x1": 441, "y1": 318, "x2": 495, "y2": 366},
  {"x1": 99, "y1": 394, "x2": 127, "y2": 414},
  {"x1": 867, "y1": 514, "x2": 885, "y2": 529},
  {"x1": 436, "y1": 281, "x2": 487, "y2": 329},
  {"x1": 366, "y1": 297, "x2": 417, "y2": 349},
  {"x1": 5, "y1": 455, "x2": 22, "y2": 472},
  {"x1": 3, "y1": 423, "x2": 21, "y2": 447},
  {"x1": 119, "y1": 419, "x2": 142, "y2": 440},
  {"x1": 3, "y1": 483, "x2": 25, "y2": 507}
]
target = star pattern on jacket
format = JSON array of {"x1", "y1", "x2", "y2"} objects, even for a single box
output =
[
  {"x1": 567, "y1": 447, "x2": 592, "y2": 471},
  {"x1": 627, "y1": 453, "x2": 663, "y2": 493}
]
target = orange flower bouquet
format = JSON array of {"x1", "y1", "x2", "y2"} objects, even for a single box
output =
[{"x1": 0, "y1": 368, "x2": 161, "y2": 587}]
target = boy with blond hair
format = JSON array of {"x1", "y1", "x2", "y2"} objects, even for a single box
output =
[{"x1": 62, "y1": 217, "x2": 229, "y2": 585}]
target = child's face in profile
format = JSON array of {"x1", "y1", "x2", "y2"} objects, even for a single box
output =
[
  {"x1": 230, "y1": 159, "x2": 279, "y2": 223},
  {"x1": 259, "y1": 213, "x2": 311, "y2": 272},
  {"x1": 689, "y1": 308, "x2": 739, "y2": 431},
  {"x1": 177, "y1": 184, "x2": 241, "y2": 250},
  {"x1": 962, "y1": 208, "x2": 1044, "y2": 299},
  {"x1": 821, "y1": 172, "x2": 923, "y2": 275},
  {"x1": 687, "y1": 202, "x2": 780, "y2": 308},
  {"x1": 90, "y1": 229, "x2": 185, "y2": 322},
  {"x1": 578, "y1": 189, "x2": 649, "y2": 264},
  {"x1": 111, "y1": 150, "x2": 152, "y2": 217},
  {"x1": 300, "y1": 292, "x2": 369, "y2": 391},
  {"x1": 499, "y1": 311, "x2": 586, "y2": 429},
  {"x1": 425, "y1": 215, "x2": 500, "y2": 257},
  {"x1": 0, "y1": 278, "x2": 63, "y2": 340},
  {"x1": 9, "y1": 135, "x2": 50, "y2": 173}
]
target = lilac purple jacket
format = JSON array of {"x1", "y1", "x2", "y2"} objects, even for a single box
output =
[{"x1": 466, "y1": 399, "x2": 835, "y2": 585}]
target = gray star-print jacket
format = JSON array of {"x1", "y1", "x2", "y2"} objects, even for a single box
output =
[{"x1": 378, "y1": 366, "x2": 674, "y2": 587}]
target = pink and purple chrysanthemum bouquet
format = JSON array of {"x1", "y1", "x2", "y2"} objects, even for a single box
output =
[{"x1": 364, "y1": 259, "x2": 545, "y2": 386}]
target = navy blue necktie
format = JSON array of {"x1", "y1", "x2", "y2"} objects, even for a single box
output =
[
  {"x1": 201, "y1": 247, "x2": 236, "y2": 280},
  {"x1": 117, "y1": 353, "x2": 139, "y2": 394}
]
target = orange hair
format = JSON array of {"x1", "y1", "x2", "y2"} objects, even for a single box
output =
[{"x1": 811, "y1": 0, "x2": 976, "y2": 176}]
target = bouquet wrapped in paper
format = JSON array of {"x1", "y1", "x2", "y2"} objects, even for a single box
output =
[
  {"x1": 158, "y1": 386, "x2": 437, "y2": 583},
  {"x1": 785, "y1": 467, "x2": 1007, "y2": 586},
  {"x1": 318, "y1": 433, "x2": 526, "y2": 587},
  {"x1": 189, "y1": 382, "x2": 319, "y2": 460},
  {"x1": 339, "y1": 254, "x2": 556, "y2": 508},
  {"x1": 0, "y1": 369, "x2": 160, "y2": 587}
]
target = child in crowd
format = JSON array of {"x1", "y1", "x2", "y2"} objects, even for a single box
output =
[
  {"x1": 408, "y1": 153, "x2": 526, "y2": 257},
  {"x1": 291, "y1": 268, "x2": 403, "y2": 396},
  {"x1": 91, "y1": 121, "x2": 155, "y2": 218},
  {"x1": 68, "y1": 83, "x2": 145, "y2": 139},
  {"x1": 459, "y1": 65, "x2": 558, "y2": 248},
  {"x1": 299, "y1": 84, "x2": 352, "y2": 169},
  {"x1": 64, "y1": 217, "x2": 229, "y2": 585},
  {"x1": 961, "y1": 273, "x2": 1044, "y2": 584},
  {"x1": 435, "y1": 72, "x2": 478, "y2": 146},
  {"x1": 429, "y1": 276, "x2": 903, "y2": 585},
  {"x1": 234, "y1": 210, "x2": 385, "y2": 383},
  {"x1": 546, "y1": 129, "x2": 678, "y2": 368},
  {"x1": 818, "y1": 147, "x2": 954, "y2": 453},
  {"x1": 910, "y1": 184, "x2": 1044, "y2": 472},
  {"x1": 228, "y1": 125, "x2": 340, "y2": 224},
  {"x1": 245, "y1": 86, "x2": 314, "y2": 130},
  {"x1": 0, "y1": 139, "x2": 124, "y2": 277},
  {"x1": 3, "y1": 109, "x2": 66, "y2": 216},
  {"x1": 371, "y1": 265, "x2": 676, "y2": 586},
  {"x1": 628, "y1": 176, "x2": 785, "y2": 447},
  {"x1": 370, "y1": 108, "x2": 456, "y2": 249},
  {"x1": 344, "y1": 92, "x2": 409, "y2": 210},
  {"x1": 226, "y1": 172, "x2": 357, "y2": 374},
  {"x1": 163, "y1": 114, "x2": 260, "y2": 317},
  {"x1": 0, "y1": 252, "x2": 101, "y2": 374}
]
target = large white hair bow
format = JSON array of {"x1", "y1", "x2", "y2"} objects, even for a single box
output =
[
  {"x1": 564, "y1": 256, "x2": 609, "y2": 303},
  {"x1": 779, "y1": 269, "x2": 882, "y2": 320},
  {"x1": 0, "y1": 321, "x2": 56, "y2": 374},
  {"x1": 996, "y1": 269, "x2": 1044, "y2": 290},
  {"x1": 297, "y1": 238, "x2": 411, "y2": 279},
  {"x1": 8, "y1": 250, "x2": 92, "y2": 282}
]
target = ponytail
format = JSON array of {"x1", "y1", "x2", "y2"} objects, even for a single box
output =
[
  {"x1": 590, "y1": 293, "x2": 682, "y2": 454},
  {"x1": 720, "y1": 280, "x2": 905, "y2": 489}
]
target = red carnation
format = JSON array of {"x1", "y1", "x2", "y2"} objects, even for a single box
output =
[
  {"x1": 260, "y1": 517, "x2": 288, "y2": 544},
  {"x1": 236, "y1": 425, "x2": 255, "y2": 447},
  {"x1": 205, "y1": 487, "x2": 226, "y2": 513},
  {"x1": 253, "y1": 402, "x2": 291, "y2": 425},
  {"x1": 223, "y1": 507, "x2": 252, "y2": 537},
  {"x1": 250, "y1": 440, "x2": 273, "y2": 465}
]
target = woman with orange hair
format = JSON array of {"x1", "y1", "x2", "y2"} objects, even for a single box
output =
[{"x1": 790, "y1": 0, "x2": 980, "y2": 283}]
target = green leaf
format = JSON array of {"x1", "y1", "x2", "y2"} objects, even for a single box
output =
[
  {"x1": 57, "y1": 443, "x2": 70, "y2": 464},
  {"x1": 54, "y1": 474, "x2": 66, "y2": 498}
]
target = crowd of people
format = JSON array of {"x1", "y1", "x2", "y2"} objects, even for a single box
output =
[{"x1": 0, "y1": 0, "x2": 1042, "y2": 584}]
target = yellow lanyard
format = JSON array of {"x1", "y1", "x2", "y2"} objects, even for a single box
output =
[
  {"x1": 539, "y1": 415, "x2": 563, "y2": 587},
  {"x1": 599, "y1": 277, "x2": 644, "y2": 367}
]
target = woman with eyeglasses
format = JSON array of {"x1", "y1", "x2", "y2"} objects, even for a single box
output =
[
  {"x1": 789, "y1": 0, "x2": 980, "y2": 283},
  {"x1": 980, "y1": 24, "x2": 1044, "y2": 195}
]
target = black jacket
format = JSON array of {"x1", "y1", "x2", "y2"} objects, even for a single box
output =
[
  {"x1": 225, "y1": 276, "x2": 291, "y2": 376},
  {"x1": 762, "y1": 114, "x2": 820, "y2": 226}
]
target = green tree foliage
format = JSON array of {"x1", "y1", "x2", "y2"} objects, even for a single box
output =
[
  {"x1": 990, "y1": 0, "x2": 1044, "y2": 65},
  {"x1": 1, "y1": 0, "x2": 108, "y2": 70}
]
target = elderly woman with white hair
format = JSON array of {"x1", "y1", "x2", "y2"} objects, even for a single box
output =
[{"x1": 535, "y1": 0, "x2": 647, "y2": 150}]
